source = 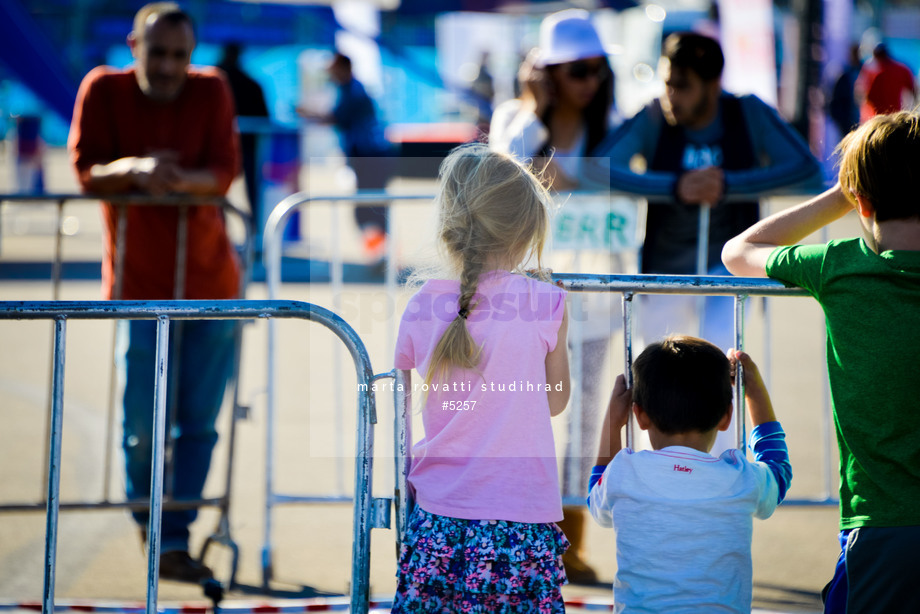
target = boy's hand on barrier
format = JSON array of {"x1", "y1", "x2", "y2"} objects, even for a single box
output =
[
  {"x1": 596, "y1": 374, "x2": 631, "y2": 466},
  {"x1": 607, "y1": 374, "x2": 632, "y2": 430},
  {"x1": 729, "y1": 349, "x2": 777, "y2": 427}
]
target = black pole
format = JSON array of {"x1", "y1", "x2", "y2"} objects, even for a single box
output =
[{"x1": 792, "y1": 0, "x2": 825, "y2": 144}]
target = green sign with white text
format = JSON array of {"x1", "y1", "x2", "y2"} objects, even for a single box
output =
[{"x1": 553, "y1": 196, "x2": 639, "y2": 253}]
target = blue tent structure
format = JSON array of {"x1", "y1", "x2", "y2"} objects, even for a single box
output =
[
  {"x1": 1, "y1": 0, "x2": 638, "y2": 127},
  {"x1": 0, "y1": 0, "x2": 79, "y2": 123},
  {"x1": 395, "y1": 0, "x2": 637, "y2": 12}
]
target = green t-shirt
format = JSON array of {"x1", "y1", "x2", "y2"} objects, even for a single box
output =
[{"x1": 767, "y1": 238, "x2": 920, "y2": 529}]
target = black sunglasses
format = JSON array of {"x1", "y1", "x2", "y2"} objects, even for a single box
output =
[{"x1": 564, "y1": 60, "x2": 609, "y2": 80}]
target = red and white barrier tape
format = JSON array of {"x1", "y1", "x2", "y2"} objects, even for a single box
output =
[
  {"x1": 0, "y1": 598, "x2": 804, "y2": 613},
  {"x1": 0, "y1": 598, "x2": 364, "y2": 614},
  {"x1": 0, "y1": 597, "x2": 613, "y2": 613}
]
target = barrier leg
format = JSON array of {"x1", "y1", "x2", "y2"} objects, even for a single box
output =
[
  {"x1": 621, "y1": 292, "x2": 635, "y2": 449},
  {"x1": 262, "y1": 316, "x2": 277, "y2": 588},
  {"x1": 350, "y1": 384, "x2": 375, "y2": 614},
  {"x1": 199, "y1": 319, "x2": 246, "y2": 588},
  {"x1": 145, "y1": 316, "x2": 170, "y2": 614},
  {"x1": 41, "y1": 317, "x2": 66, "y2": 614},
  {"x1": 394, "y1": 369, "x2": 411, "y2": 552},
  {"x1": 733, "y1": 295, "x2": 747, "y2": 449}
]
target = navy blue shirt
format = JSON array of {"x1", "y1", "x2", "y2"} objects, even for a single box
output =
[{"x1": 332, "y1": 77, "x2": 390, "y2": 158}]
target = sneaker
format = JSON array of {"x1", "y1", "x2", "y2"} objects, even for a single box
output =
[{"x1": 158, "y1": 550, "x2": 214, "y2": 584}]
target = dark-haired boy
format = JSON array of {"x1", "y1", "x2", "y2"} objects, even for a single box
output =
[
  {"x1": 588, "y1": 336, "x2": 791, "y2": 613},
  {"x1": 722, "y1": 111, "x2": 920, "y2": 614}
]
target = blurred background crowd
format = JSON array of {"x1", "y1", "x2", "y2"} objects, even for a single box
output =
[{"x1": 1, "y1": 0, "x2": 918, "y2": 188}]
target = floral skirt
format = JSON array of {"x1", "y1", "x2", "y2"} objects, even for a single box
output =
[{"x1": 392, "y1": 506, "x2": 569, "y2": 613}]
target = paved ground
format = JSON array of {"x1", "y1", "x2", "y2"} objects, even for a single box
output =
[{"x1": 0, "y1": 149, "x2": 850, "y2": 612}]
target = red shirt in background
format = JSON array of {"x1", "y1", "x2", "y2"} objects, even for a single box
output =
[
  {"x1": 69, "y1": 66, "x2": 242, "y2": 300},
  {"x1": 857, "y1": 56, "x2": 918, "y2": 122}
]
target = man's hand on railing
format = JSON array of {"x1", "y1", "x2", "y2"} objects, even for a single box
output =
[
  {"x1": 677, "y1": 166, "x2": 724, "y2": 205},
  {"x1": 129, "y1": 152, "x2": 182, "y2": 196},
  {"x1": 84, "y1": 151, "x2": 223, "y2": 197},
  {"x1": 85, "y1": 151, "x2": 178, "y2": 195}
]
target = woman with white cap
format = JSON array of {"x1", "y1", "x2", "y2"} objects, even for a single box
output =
[
  {"x1": 490, "y1": 8, "x2": 617, "y2": 190},
  {"x1": 491, "y1": 8, "x2": 619, "y2": 586}
]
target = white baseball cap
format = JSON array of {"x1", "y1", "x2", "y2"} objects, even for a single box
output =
[{"x1": 536, "y1": 9, "x2": 606, "y2": 67}]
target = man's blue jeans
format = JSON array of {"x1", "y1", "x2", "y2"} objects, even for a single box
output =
[{"x1": 117, "y1": 319, "x2": 237, "y2": 552}]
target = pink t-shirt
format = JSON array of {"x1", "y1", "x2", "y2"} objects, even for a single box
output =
[{"x1": 395, "y1": 270, "x2": 566, "y2": 523}]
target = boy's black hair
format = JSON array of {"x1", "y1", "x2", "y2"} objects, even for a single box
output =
[
  {"x1": 662, "y1": 32, "x2": 724, "y2": 82},
  {"x1": 632, "y1": 335, "x2": 732, "y2": 435}
]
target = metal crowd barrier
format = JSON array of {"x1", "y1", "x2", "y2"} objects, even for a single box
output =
[
  {"x1": 0, "y1": 193, "x2": 254, "y2": 297},
  {"x1": 260, "y1": 190, "x2": 639, "y2": 573},
  {"x1": 393, "y1": 272, "x2": 839, "y2": 546},
  {"x1": 0, "y1": 193, "x2": 253, "y2": 587},
  {"x1": 260, "y1": 191, "x2": 430, "y2": 586},
  {"x1": 260, "y1": 189, "x2": 838, "y2": 584},
  {"x1": 0, "y1": 282, "x2": 840, "y2": 614},
  {"x1": 0, "y1": 300, "x2": 386, "y2": 614}
]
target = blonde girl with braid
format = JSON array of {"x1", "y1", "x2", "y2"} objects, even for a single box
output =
[{"x1": 392, "y1": 143, "x2": 571, "y2": 613}]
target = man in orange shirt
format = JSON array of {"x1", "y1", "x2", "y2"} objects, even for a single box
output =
[
  {"x1": 856, "y1": 43, "x2": 918, "y2": 122},
  {"x1": 68, "y1": 2, "x2": 241, "y2": 583}
]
